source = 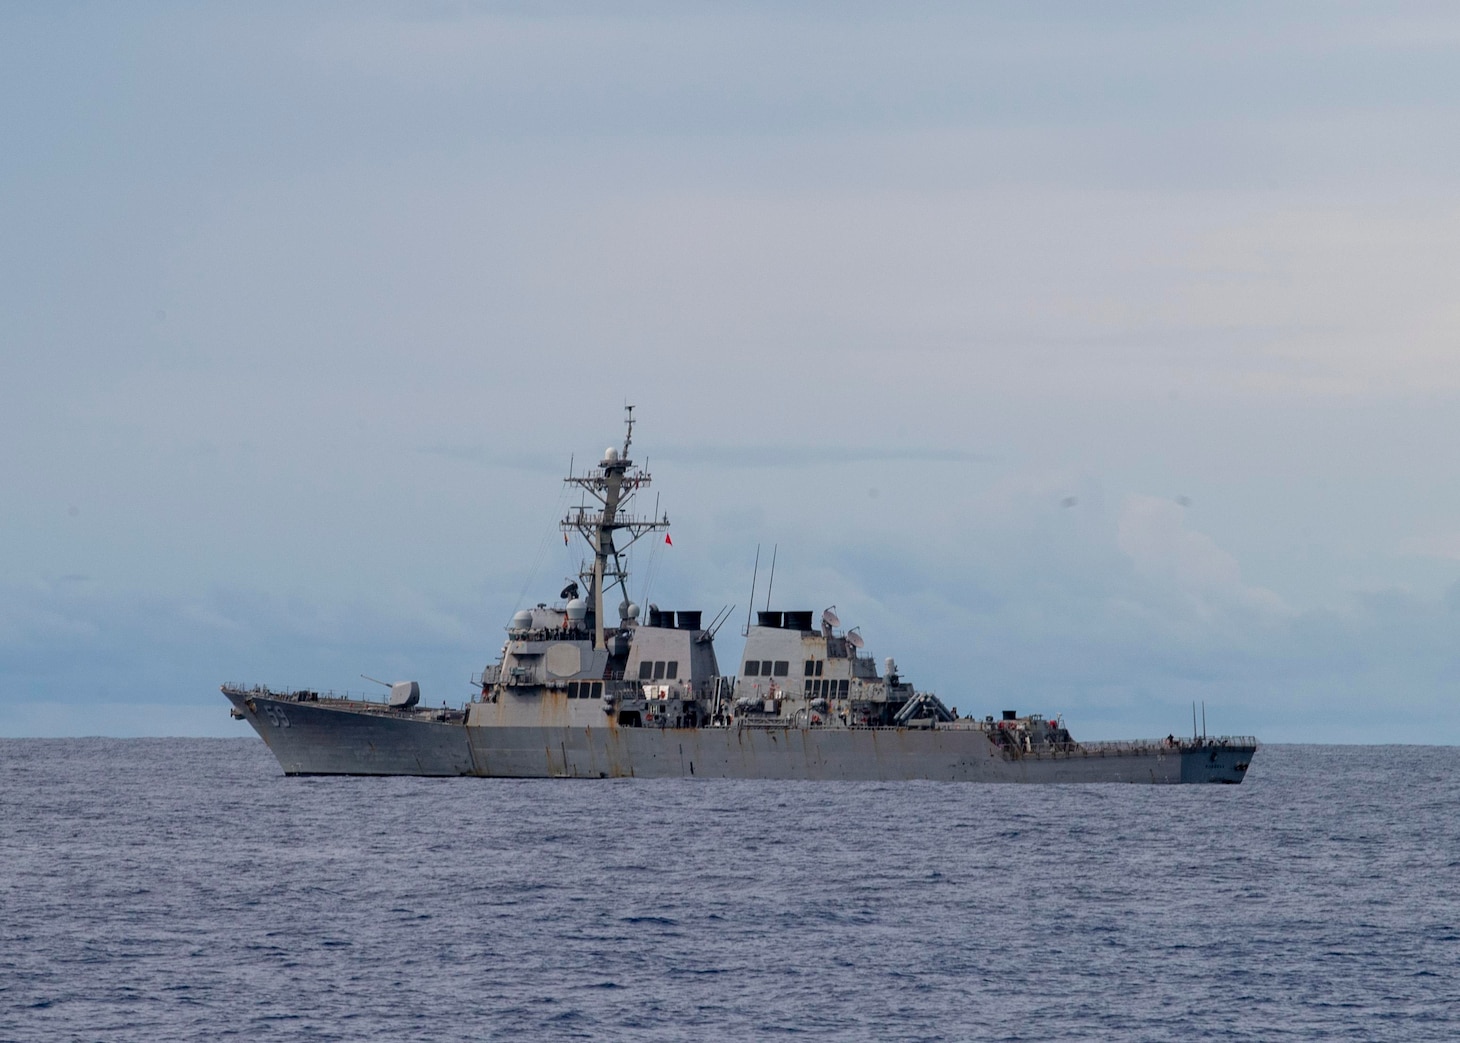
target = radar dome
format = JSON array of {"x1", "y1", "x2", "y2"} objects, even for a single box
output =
[
  {"x1": 510, "y1": 610, "x2": 534, "y2": 631},
  {"x1": 565, "y1": 598, "x2": 588, "y2": 622},
  {"x1": 603, "y1": 446, "x2": 620, "y2": 464}
]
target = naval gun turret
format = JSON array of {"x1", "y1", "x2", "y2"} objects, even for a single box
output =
[{"x1": 360, "y1": 674, "x2": 422, "y2": 709}]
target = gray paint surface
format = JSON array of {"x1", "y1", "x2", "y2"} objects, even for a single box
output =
[{"x1": 226, "y1": 690, "x2": 1252, "y2": 783}]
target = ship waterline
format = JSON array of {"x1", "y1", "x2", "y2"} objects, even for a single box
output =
[{"x1": 223, "y1": 687, "x2": 1254, "y2": 783}]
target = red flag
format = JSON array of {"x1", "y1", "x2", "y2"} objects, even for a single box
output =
[{"x1": 665, "y1": 534, "x2": 673, "y2": 546}]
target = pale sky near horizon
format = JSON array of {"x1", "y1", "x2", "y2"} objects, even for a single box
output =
[{"x1": 5, "y1": 3, "x2": 1460, "y2": 742}]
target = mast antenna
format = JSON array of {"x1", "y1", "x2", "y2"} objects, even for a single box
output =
[
  {"x1": 743, "y1": 545, "x2": 760, "y2": 636},
  {"x1": 559, "y1": 408, "x2": 665, "y2": 651},
  {"x1": 706, "y1": 604, "x2": 735, "y2": 641},
  {"x1": 764, "y1": 544, "x2": 778, "y2": 611}
]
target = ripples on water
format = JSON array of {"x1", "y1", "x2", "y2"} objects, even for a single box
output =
[{"x1": 2, "y1": 740, "x2": 1456, "y2": 1041}]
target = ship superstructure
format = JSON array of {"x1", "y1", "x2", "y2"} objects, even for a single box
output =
[{"x1": 224, "y1": 410, "x2": 1256, "y2": 783}]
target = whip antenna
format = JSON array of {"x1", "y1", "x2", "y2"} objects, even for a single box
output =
[
  {"x1": 764, "y1": 544, "x2": 778, "y2": 611},
  {"x1": 743, "y1": 545, "x2": 760, "y2": 636}
]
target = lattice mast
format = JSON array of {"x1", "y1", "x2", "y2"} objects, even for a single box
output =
[{"x1": 561, "y1": 405, "x2": 669, "y2": 650}]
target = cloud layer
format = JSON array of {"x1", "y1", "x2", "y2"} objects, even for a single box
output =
[{"x1": 5, "y1": 4, "x2": 1460, "y2": 740}]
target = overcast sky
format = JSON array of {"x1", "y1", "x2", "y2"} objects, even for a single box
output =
[{"x1": 5, "y1": 3, "x2": 1460, "y2": 742}]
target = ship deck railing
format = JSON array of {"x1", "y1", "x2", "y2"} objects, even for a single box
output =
[
  {"x1": 1077, "y1": 736, "x2": 1259, "y2": 753},
  {"x1": 728, "y1": 719, "x2": 1245, "y2": 739},
  {"x1": 729, "y1": 719, "x2": 1257, "y2": 749},
  {"x1": 222, "y1": 682, "x2": 393, "y2": 705}
]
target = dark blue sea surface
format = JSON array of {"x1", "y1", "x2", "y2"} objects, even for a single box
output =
[{"x1": 2, "y1": 740, "x2": 1456, "y2": 1041}]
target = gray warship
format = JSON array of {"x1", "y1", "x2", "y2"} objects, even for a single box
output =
[{"x1": 224, "y1": 410, "x2": 1256, "y2": 783}]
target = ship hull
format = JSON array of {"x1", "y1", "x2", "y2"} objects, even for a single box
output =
[
  {"x1": 227, "y1": 691, "x2": 1253, "y2": 783},
  {"x1": 226, "y1": 691, "x2": 475, "y2": 776}
]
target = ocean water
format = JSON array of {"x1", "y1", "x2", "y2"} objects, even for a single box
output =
[{"x1": 2, "y1": 740, "x2": 1456, "y2": 1042}]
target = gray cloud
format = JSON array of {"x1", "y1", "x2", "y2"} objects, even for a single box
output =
[
  {"x1": 416, "y1": 442, "x2": 994, "y2": 470},
  {"x1": 5, "y1": 4, "x2": 1460, "y2": 740},
  {"x1": 6, "y1": 491, "x2": 1460, "y2": 743}
]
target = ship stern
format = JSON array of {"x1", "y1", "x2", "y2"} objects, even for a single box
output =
[{"x1": 1180, "y1": 740, "x2": 1257, "y2": 784}]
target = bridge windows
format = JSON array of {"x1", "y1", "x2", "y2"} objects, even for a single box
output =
[
  {"x1": 805, "y1": 659, "x2": 824, "y2": 677},
  {"x1": 567, "y1": 681, "x2": 604, "y2": 699},
  {"x1": 802, "y1": 678, "x2": 850, "y2": 698},
  {"x1": 637, "y1": 661, "x2": 680, "y2": 681},
  {"x1": 744, "y1": 660, "x2": 787, "y2": 677}
]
